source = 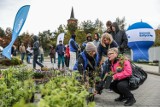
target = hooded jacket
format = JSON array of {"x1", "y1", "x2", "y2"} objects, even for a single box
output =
[
  {"x1": 81, "y1": 34, "x2": 92, "y2": 51},
  {"x1": 32, "y1": 35, "x2": 39, "y2": 56},
  {"x1": 112, "y1": 22, "x2": 128, "y2": 50}
]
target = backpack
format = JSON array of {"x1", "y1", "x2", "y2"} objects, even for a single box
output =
[{"x1": 129, "y1": 62, "x2": 148, "y2": 90}]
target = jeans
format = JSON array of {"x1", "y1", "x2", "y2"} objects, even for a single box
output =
[
  {"x1": 21, "y1": 53, "x2": 25, "y2": 62},
  {"x1": 27, "y1": 54, "x2": 32, "y2": 63},
  {"x1": 58, "y1": 55, "x2": 64, "y2": 68},
  {"x1": 33, "y1": 54, "x2": 44, "y2": 69},
  {"x1": 40, "y1": 54, "x2": 44, "y2": 63}
]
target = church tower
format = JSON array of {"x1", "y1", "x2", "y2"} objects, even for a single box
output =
[{"x1": 67, "y1": 7, "x2": 78, "y2": 25}]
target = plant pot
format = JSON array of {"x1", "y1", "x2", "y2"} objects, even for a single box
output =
[{"x1": 30, "y1": 93, "x2": 35, "y2": 103}]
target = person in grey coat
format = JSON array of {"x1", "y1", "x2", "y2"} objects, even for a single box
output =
[
  {"x1": 111, "y1": 22, "x2": 128, "y2": 54},
  {"x1": 32, "y1": 35, "x2": 44, "y2": 69}
]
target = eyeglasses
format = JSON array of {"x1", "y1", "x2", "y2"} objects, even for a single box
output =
[{"x1": 107, "y1": 53, "x2": 114, "y2": 56}]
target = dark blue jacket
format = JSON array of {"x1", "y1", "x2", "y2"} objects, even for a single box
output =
[
  {"x1": 97, "y1": 40, "x2": 118, "y2": 65},
  {"x1": 73, "y1": 51, "x2": 98, "y2": 70},
  {"x1": 73, "y1": 51, "x2": 87, "y2": 70},
  {"x1": 56, "y1": 44, "x2": 65, "y2": 56}
]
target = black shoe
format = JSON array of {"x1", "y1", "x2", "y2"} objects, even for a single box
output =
[
  {"x1": 115, "y1": 96, "x2": 127, "y2": 102},
  {"x1": 124, "y1": 97, "x2": 136, "y2": 106}
]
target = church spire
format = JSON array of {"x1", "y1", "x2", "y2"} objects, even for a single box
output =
[
  {"x1": 67, "y1": 7, "x2": 78, "y2": 34},
  {"x1": 70, "y1": 7, "x2": 75, "y2": 19},
  {"x1": 67, "y1": 7, "x2": 78, "y2": 25}
]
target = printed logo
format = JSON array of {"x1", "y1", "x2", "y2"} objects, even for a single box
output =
[
  {"x1": 139, "y1": 32, "x2": 153, "y2": 37},
  {"x1": 15, "y1": 18, "x2": 24, "y2": 33}
]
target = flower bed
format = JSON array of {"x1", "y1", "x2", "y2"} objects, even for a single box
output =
[
  {"x1": 0, "y1": 67, "x2": 96, "y2": 107},
  {"x1": 0, "y1": 57, "x2": 23, "y2": 69}
]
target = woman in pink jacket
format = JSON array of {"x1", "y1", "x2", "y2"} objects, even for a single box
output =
[{"x1": 107, "y1": 48, "x2": 136, "y2": 106}]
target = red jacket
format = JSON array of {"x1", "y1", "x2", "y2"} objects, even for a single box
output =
[
  {"x1": 65, "y1": 46, "x2": 70, "y2": 57},
  {"x1": 111, "y1": 60, "x2": 132, "y2": 80}
]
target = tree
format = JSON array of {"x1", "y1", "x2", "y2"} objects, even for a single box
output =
[
  {"x1": 52, "y1": 24, "x2": 67, "y2": 45},
  {"x1": 63, "y1": 31, "x2": 70, "y2": 45},
  {"x1": 0, "y1": 27, "x2": 5, "y2": 37},
  {"x1": 157, "y1": 25, "x2": 160, "y2": 30},
  {"x1": 39, "y1": 30, "x2": 53, "y2": 51},
  {"x1": 57, "y1": 24, "x2": 66, "y2": 34},
  {"x1": 80, "y1": 20, "x2": 96, "y2": 34},
  {"x1": 5, "y1": 27, "x2": 12, "y2": 36},
  {"x1": 94, "y1": 18, "x2": 104, "y2": 34},
  {"x1": 67, "y1": 23, "x2": 77, "y2": 34},
  {"x1": 17, "y1": 32, "x2": 33, "y2": 51},
  {"x1": 115, "y1": 17, "x2": 126, "y2": 31},
  {"x1": 63, "y1": 27, "x2": 86, "y2": 45},
  {"x1": 1, "y1": 27, "x2": 12, "y2": 47},
  {"x1": 75, "y1": 30, "x2": 86, "y2": 45},
  {"x1": 154, "y1": 30, "x2": 160, "y2": 46}
]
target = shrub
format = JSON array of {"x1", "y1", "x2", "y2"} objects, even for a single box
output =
[{"x1": 0, "y1": 57, "x2": 22, "y2": 66}]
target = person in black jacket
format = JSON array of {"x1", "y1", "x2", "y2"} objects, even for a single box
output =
[
  {"x1": 11, "y1": 45, "x2": 17, "y2": 56},
  {"x1": 97, "y1": 33, "x2": 118, "y2": 66},
  {"x1": 112, "y1": 22, "x2": 128, "y2": 54}
]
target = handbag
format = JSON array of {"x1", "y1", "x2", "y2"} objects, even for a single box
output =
[{"x1": 129, "y1": 62, "x2": 148, "y2": 90}]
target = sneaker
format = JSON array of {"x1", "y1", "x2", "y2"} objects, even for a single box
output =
[
  {"x1": 124, "y1": 97, "x2": 136, "y2": 106},
  {"x1": 107, "y1": 89, "x2": 113, "y2": 93},
  {"x1": 41, "y1": 66, "x2": 48, "y2": 71},
  {"x1": 115, "y1": 95, "x2": 128, "y2": 102}
]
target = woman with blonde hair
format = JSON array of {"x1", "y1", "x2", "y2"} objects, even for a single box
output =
[
  {"x1": 107, "y1": 47, "x2": 136, "y2": 106},
  {"x1": 97, "y1": 33, "x2": 118, "y2": 66}
]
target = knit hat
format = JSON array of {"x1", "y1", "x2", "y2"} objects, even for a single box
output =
[
  {"x1": 86, "y1": 33, "x2": 92, "y2": 37},
  {"x1": 85, "y1": 42, "x2": 97, "y2": 52}
]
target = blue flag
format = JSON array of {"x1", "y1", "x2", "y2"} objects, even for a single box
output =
[{"x1": 2, "y1": 5, "x2": 30, "y2": 59}]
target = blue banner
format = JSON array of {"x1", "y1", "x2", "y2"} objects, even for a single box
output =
[{"x1": 2, "y1": 5, "x2": 30, "y2": 59}]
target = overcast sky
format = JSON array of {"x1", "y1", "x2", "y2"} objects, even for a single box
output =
[{"x1": 0, "y1": 0, "x2": 160, "y2": 35}]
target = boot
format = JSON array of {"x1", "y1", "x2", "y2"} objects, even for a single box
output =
[
  {"x1": 115, "y1": 95, "x2": 127, "y2": 102},
  {"x1": 62, "y1": 67, "x2": 64, "y2": 70},
  {"x1": 124, "y1": 97, "x2": 136, "y2": 106},
  {"x1": 58, "y1": 65, "x2": 60, "y2": 70},
  {"x1": 61, "y1": 67, "x2": 65, "y2": 73}
]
